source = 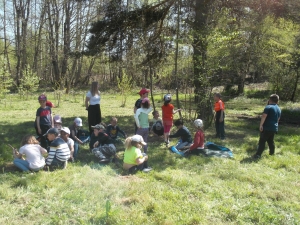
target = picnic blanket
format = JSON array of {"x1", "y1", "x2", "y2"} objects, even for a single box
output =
[{"x1": 169, "y1": 141, "x2": 233, "y2": 158}]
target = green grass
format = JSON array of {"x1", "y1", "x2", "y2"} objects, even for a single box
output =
[{"x1": 0, "y1": 91, "x2": 300, "y2": 224}]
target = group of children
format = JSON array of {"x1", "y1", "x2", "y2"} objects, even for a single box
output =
[{"x1": 12, "y1": 89, "x2": 281, "y2": 174}]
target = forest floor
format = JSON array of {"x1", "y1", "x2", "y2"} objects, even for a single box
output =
[{"x1": 0, "y1": 88, "x2": 300, "y2": 224}]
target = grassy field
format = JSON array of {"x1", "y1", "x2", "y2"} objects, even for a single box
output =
[{"x1": 0, "y1": 90, "x2": 300, "y2": 225}]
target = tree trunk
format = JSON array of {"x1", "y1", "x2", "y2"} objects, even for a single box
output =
[
  {"x1": 193, "y1": 0, "x2": 213, "y2": 126},
  {"x1": 291, "y1": 68, "x2": 299, "y2": 102}
]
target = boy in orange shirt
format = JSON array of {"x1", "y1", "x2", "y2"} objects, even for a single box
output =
[
  {"x1": 214, "y1": 93, "x2": 225, "y2": 140},
  {"x1": 161, "y1": 94, "x2": 181, "y2": 146}
]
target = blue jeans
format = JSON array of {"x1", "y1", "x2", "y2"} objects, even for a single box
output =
[
  {"x1": 13, "y1": 159, "x2": 44, "y2": 172},
  {"x1": 175, "y1": 139, "x2": 191, "y2": 150},
  {"x1": 74, "y1": 141, "x2": 79, "y2": 159}
]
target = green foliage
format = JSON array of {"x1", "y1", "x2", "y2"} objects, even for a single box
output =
[
  {"x1": 18, "y1": 65, "x2": 40, "y2": 100},
  {"x1": 117, "y1": 70, "x2": 132, "y2": 107},
  {"x1": 0, "y1": 56, "x2": 13, "y2": 98}
]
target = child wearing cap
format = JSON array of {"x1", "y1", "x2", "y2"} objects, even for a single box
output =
[
  {"x1": 134, "y1": 98, "x2": 153, "y2": 154},
  {"x1": 214, "y1": 93, "x2": 225, "y2": 140},
  {"x1": 45, "y1": 128, "x2": 70, "y2": 168},
  {"x1": 35, "y1": 94, "x2": 53, "y2": 149},
  {"x1": 69, "y1": 117, "x2": 84, "y2": 159},
  {"x1": 60, "y1": 127, "x2": 75, "y2": 162},
  {"x1": 185, "y1": 119, "x2": 205, "y2": 155},
  {"x1": 106, "y1": 117, "x2": 127, "y2": 144},
  {"x1": 169, "y1": 119, "x2": 193, "y2": 150},
  {"x1": 123, "y1": 135, "x2": 151, "y2": 173},
  {"x1": 161, "y1": 94, "x2": 181, "y2": 146},
  {"x1": 134, "y1": 88, "x2": 150, "y2": 133}
]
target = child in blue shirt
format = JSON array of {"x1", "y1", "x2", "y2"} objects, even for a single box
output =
[{"x1": 253, "y1": 94, "x2": 281, "y2": 159}]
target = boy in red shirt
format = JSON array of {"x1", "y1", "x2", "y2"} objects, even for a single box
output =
[
  {"x1": 161, "y1": 94, "x2": 181, "y2": 146},
  {"x1": 214, "y1": 93, "x2": 225, "y2": 140}
]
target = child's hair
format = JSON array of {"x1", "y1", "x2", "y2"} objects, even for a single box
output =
[
  {"x1": 124, "y1": 136, "x2": 141, "y2": 150},
  {"x1": 111, "y1": 117, "x2": 118, "y2": 122},
  {"x1": 21, "y1": 135, "x2": 39, "y2": 146},
  {"x1": 269, "y1": 94, "x2": 279, "y2": 103},
  {"x1": 152, "y1": 110, "x2": 158, "y2": 116},
  {"x1": 90, "y1": 82, "x2": 100, "y2": 96},
  {"x1": 141, "y1": 101, "x2": 150, "y2": 109},
  {"x1": 174, "y1": 119, "x2": 184, "y2": 127},
  {"x1": 214, "y1": 93, "x2": 221, "y2": 99}
]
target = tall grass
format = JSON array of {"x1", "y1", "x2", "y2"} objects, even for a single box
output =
[{"x1": 0, "y1": 91, "x2": 300, "y2": 224}]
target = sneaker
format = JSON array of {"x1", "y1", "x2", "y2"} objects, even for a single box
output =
[
  {"x1": 142, "y1": 167, "x2": 152, "y2": 173},
  {"x1": 165, "y1": 140, "x2": 170, "y2": 147}
]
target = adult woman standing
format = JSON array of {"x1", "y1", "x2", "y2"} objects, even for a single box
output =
[{"x1": 85, "y1": 82, "x2": 101, "y2": 133}]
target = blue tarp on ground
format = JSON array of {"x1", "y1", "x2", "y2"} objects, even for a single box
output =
[{"x1": 169, "y1": 141, "x2": 234, "y2": 158}]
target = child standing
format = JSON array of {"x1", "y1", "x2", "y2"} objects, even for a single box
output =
[
  {"x1": 186, "y1": 119, "x2": 205, "y2": 155},
  {"x1": 123, "y1": 135, "x2": 151, "y2": 174},
  {"x1": 13, "y1": 135, "x2": 47, "y2": 172},
  {"x1": 214, "y1": 93, "x2": 225, "y2": 140},
  {"x1": 106, "y1": 117, "x2": 127, "y2": 144},
  {"x1": 35, "y1": 94, "x2": 53, "y2": 149},
  {"x1": 134, "y1": 88, "x2": 150, "y2": 133},
  {"x1": 161, "y1": 94, "x2": 181, "y2": 146},
  {"x1": 150, "y1": 110, "x2": 164, "y2": 137},
  {"x1": 69, "y1": 117, "x2": 84, "y2": 159},
  {"x1": 134, "y1": 98, "x2": 153, "y2": 154},
  {"x1": 253, "y1": 94, "x2": 281, "y2": 159},
  {"x1": 169, "y1": 119, "x2": 193, "y2": 150}
]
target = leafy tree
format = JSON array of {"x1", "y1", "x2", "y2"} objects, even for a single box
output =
[
  {"x1": 18, "y1": 65, "x2": 39, "y2": 100},
  {"x1": 0, "y1": 56, "x2": 13, "y2": 98}
]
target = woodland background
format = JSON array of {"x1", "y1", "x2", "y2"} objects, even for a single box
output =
[{"x1": 1, "y1": 0, "x2": 300, "y2": 122}]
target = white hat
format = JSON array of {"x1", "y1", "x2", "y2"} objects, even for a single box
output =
[
  {"x1": 60, "y1": 127, "x2": 70, "y2": 135},
  {"x1": 74, "y1": 117, "x2": 82, "y2": 126},
  {"x1": 164, "y1": 94, "x2": 171, "y2": 102},
  {"x1": 194, "y1": 119, "x2": 203, "y2": 128},
  {"x1": 131, "y1": 135, "x2": 146, "y2": 145},
  {"x1": 53, "y1": 115, "x2": 62, "y2": 123}
]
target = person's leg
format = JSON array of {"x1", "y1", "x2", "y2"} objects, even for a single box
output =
[
  {"x1": 73, "y1": 141, "x2": 79, "y2": 159},
  {"x1": 266, "y1": 131, "x2": 275, "y2": 155},
  {"x1": 142, "y1": 128, "x2": 149, "y2": 153},
  {"x1": 40, "y1": 124, "x2": 51, "y2": 149},
  {"x1": 215, "y1": 112, "x2": 220, "y2": 138},
  {"x1": 13, "y1": 159, "x2": 30, "y2": 172},
  {"x1": 175, "y1": 140, "x2": 186, "y2": 150},
  {"x1": 220, "y1": 120, "x2": 225, "y2": 139},
  {"x1": 255, "y1": 132, "x2": 268, "y2": 157},
  {"x1": 88, "y1": 105, "x2": 100, "y2": 134}
]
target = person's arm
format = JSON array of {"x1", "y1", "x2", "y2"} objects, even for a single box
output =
[
  {"x1": 190, "y1": 132, "x2": 201, "y2": 150},
  {"x1": 259, "y1": 113, "x2": 267, "y2": 132},
  {"x1": 14, "y1": 149, "x2": 24, "y2": 159},
  {"x1": 69, "y1": 143, "x2": 74, "y2": 159},
  {"x1": 134, "y1": 109, "x2": 141, "y2": 128},
  {"x1": 172, "y1": 108, "x2": 181, "y2": 114},
  {"x1": 36, "y1": 116, "x2": 42, "y2": 134},
  {"x1": 39, "y1": 146, "x2": 48, "y2": 155},
  {"x1": 169, "y1": 129, "x2": 183, "y2": 138},
  {"x1": 136, "y1": 155, "x2": 148, "y2": 165},
  {"x1": 85, "y1": 97, "x2": 90, "y2": 110},
  {"x1": 134, "y1": 106, "x2": 137, "y2": 114},
  {"x1": 144, "y1": 107, "x2": 153, "y2": 114},
  {"x1": 93, "y1": 141, "x2": 99, "y2": 148},
  {"x1": 46, "y1": 145, "x2": 56, "y2": 165},
  {"x1": 50, "y1": 114, "x2": 54, "y2": 128},
  {"x1": 71, "y1": 130, "x2": 83, "y2": 144}
]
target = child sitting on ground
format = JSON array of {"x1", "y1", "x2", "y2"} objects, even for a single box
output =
[
  {"x1": 185, "y1": 119, "x2": 205, "y2": 155},
  {"x1": 123, "y1": 135, "x2": 152, "y2": 174},
  {"x1": 60, "y1": 127, "x2": 75, "y2": 162},
  {"x1": 69, "y1": 117, "x2": 84, "y2": 160},
  {"x1": 53, "y1": 115, "x2": 62, "y2": 131},
  {"x1": 13, "y1": 135, "x2": 48, "y2": 172},
  {"x1": 150, "y1": 110, "x2": 164, "y2": 137},
  {"x1": 169, "y1": 119, "x2": 193, "y2": 150},
  {"x1": 106, "y1": 117, "x2": 127, "y2": 144},
  {"x1": 90, "y1": 124, "x2": 117, "y2": 163}
]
